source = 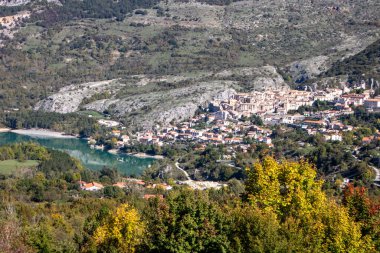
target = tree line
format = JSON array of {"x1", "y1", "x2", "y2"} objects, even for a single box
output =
[
  {"x1": 1, "y1": 110, "x2": 99, "y2": 137},
  {"x1": 31, "y1": 0, "x2": 161, "y2": 27}
]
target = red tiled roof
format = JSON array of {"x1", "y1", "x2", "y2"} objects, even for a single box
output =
[{"x1": 82, "y1": 182, "x2": 104, "y2": 189}]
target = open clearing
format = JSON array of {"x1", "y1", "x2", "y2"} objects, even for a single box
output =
[{"x1": 0, "y1": 160, "x2": 39, "y2": 175}]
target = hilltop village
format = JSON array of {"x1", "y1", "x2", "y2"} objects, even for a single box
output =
[{"x1": 89, "y1": 82, "x2": 380, "y2": 155}]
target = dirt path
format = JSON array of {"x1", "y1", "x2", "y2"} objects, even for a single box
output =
[
  {"x1": 175, "y1": 162, "x2": 191, "y2": 181},
  {"x1": 175, "y1": 162, "x2": 226, "y2": 190}
]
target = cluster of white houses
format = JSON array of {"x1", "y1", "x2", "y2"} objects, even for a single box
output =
[
  {"x1": 126, "y1": 86, "x2": 380, "y2": 146},
  {"x1": 93, "y1": 85, "x2": 379, "y2": 150},
  {"x1": 135, "y1": 120, "x2": 273, "y2": 147},
  {"x1": 211, "y1": 88, "x2": 379, "y2": 119}
]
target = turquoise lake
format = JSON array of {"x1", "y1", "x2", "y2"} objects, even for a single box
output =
[{"x1": 0, "y1": 132, "x2": 154, "y2": 175}]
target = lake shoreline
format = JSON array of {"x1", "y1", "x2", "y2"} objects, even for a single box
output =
[
  {"x1": 127, "y1": 152, "x2": 164, "y2": 159},
  {"x1": 11, "y1": 129, "x2": 77, "y2": 139},
  {"x1": 0, "y1": 128, "x2": 10, "y2": 133},
  {"x1": 5, "y1": 128, "x2": 162, "y2": 160},
  {"x1": 0, "y1": 131, "x2": 154, "y2": 174},
  {"x1": 108, "y1": 149, "x2": 162, "y2": 160}
]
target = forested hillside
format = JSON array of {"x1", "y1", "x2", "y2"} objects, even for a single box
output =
[
  {"x1": 0, "y1": 145, "x2": 379, "y2": 252},
  {"x1": 324, "y1": 39, "x2": 380, "y2": 82}
]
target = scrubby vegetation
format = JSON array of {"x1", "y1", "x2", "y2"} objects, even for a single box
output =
[
  {"x1": 324, "y1": 39, "x2": 380, "y2": 82},
  {"x1": 0, "y1": 0, "x2": 379, "y2": 115},
  {"x1": 174, "y1": 0, "x2": 242, "y2": 5}
]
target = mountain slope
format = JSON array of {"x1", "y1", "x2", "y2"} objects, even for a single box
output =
[
  {"x1": 323, "y1": 39, "x2": 380, "y2": 82},
  {"x1": 0, "y1": 0, "x2": 379, "y2": 125},
  {"x1": 35, "y1": 66, "x2": 287, "y2": 128}
]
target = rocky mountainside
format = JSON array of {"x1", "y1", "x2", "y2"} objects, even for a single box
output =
[
  {"x1": 0, "y1": 0, "x2": 30, "y2": 6},
  {"x1": 0, "y1": 0, "x2": 59, "y2": 6},
  {"x1": 35, "y1": 66, "x2": 287, "y2": 128},
  {"x1": 0, "y1": 0, "x2": 379, "y2": 126},
  {"x1": 34, "y1": 79, "x2": 122, "y2": 114}
]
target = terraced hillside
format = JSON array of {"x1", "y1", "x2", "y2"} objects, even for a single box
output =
[{"x1": 0, "y1": 0, "x2": 379, "y2": 126}]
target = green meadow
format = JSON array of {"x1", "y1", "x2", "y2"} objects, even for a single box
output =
[{"x1": 0, "y1": 160, "x2": 39, "y2": 175}]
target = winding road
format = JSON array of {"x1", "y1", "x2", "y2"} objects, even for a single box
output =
[
  {"x1": 175, "y1": 162, "x2": 191, "y2": 181},
  {"x1": 352, "y1": 149, "x2": 380, "y2": 187},
  {"x1": 371, "y1": 164, "x2": 380, "y2": 187},
  {"x1": 174, "y1": 162, "x2": 226, "y2": 190}
]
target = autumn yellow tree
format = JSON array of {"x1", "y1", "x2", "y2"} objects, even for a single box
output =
[
  {"x1": 92, "y1": 203, "x2": 145, "y2": 253},
  {"x1": 245, "y1": 157, "x2": 375, "y2": 252},
  {"x1": 246, "y1": 156, "x2": 325, "y2": 219}
]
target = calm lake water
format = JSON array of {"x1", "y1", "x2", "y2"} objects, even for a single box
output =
[{"x1": 0, "y1": 132, "x2": 154, "y2": 175}]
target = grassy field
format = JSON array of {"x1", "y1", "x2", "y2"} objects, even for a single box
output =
[
  {"x1": 76, "y1": 110, "x2": 105, "y2": 119},
  {"x1": 0, "y1": 160, "x2": 39, "y2": 175}
]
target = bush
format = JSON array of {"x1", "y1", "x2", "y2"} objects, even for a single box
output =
[{"x1": 134, "y1": 9, "x2": 148, "y2": 15}]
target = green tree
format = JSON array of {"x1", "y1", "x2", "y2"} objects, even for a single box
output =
[
  {"x1": 103, "y1": 186, "x2": 124, "y2": 199},
  {"x1": 142, "y1": 189, "x2": 229, "y2": 252}
]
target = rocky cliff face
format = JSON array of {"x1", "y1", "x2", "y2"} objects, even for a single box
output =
[
  {"x1": 85, "y1": 82, "x2": 237, "y2": 129},
  {"x1": 215, "y1": 66, "x2": 288, "y2": 91},
  {"x1": 34, "y1": 66, "x2": 288, "y2": 128},
  {"x1": 0, "y1": 0, "x2": 30, "y2": 6},
  {"x1": 288, "y1": 56, "x2": 330, "y2": 83},
  {"x1": 0, "y1": 0, "x2": 58, "y2": 6},
  {"x1": 34, "y1": 80, "x2": 122, "y2": 114}
]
